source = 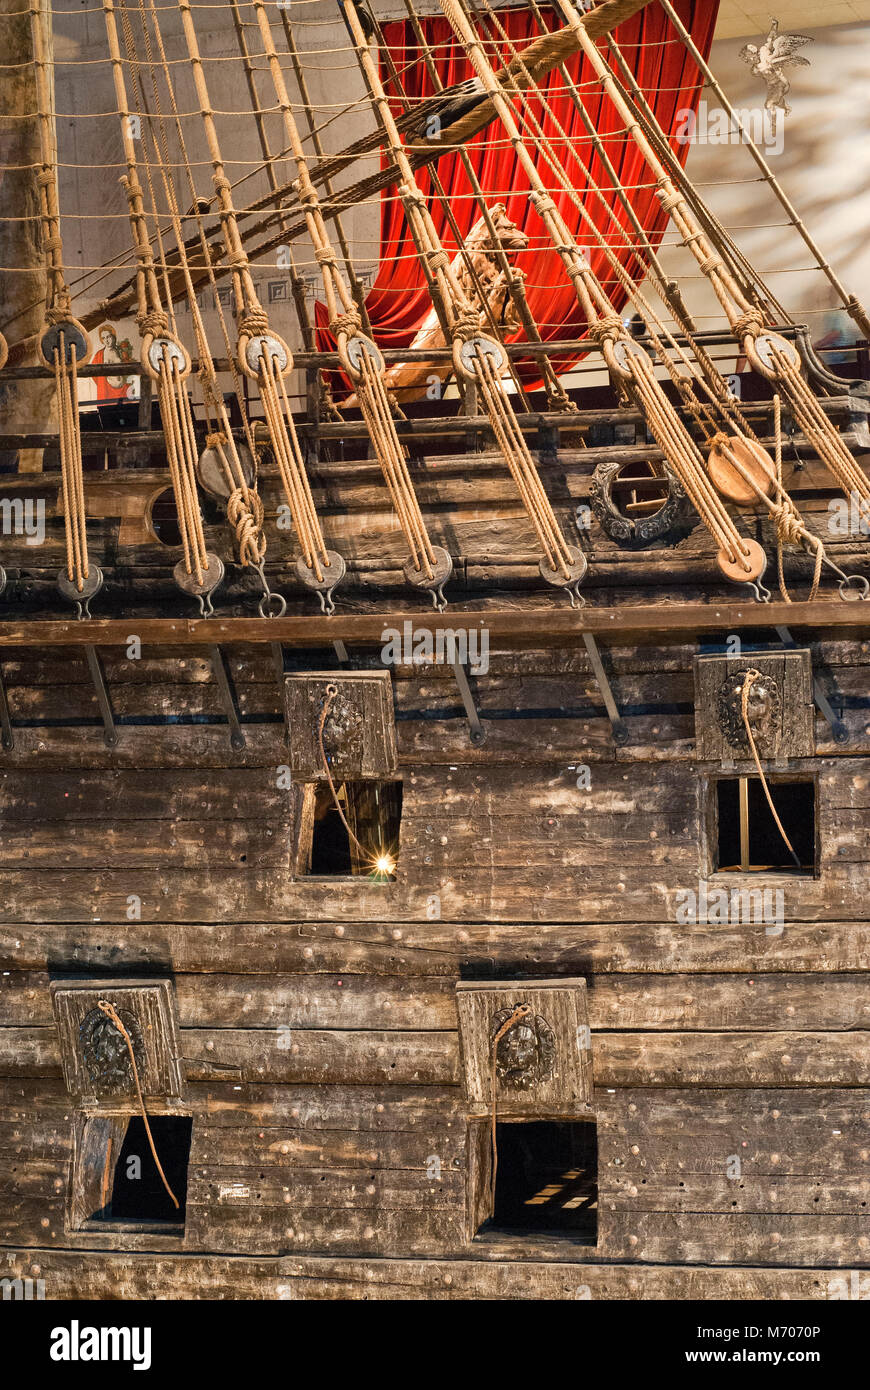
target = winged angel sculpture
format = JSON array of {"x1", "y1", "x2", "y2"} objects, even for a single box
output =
[{"x1": 740, "y1": 19, "x2": 814, "y2": 122}]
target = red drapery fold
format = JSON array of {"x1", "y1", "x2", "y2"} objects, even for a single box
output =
[{"x1": 316, "y1": 1, "x2": 719, "y2": 384}]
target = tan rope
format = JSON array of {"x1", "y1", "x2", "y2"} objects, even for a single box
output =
[
  {"x1": 438, "y1": 0, "x2": 761, "y2": 578},
  {"x1": 54, "y1": 334, "x2": 89, "y2": 588},
  {"x1": 30, "y1": 0, "x2": 93, "y2": 590},
  {"x1": 740, "y1": 671, "x2": 801, "y2": 869},
  {"x1": 490, "y1": 1003, "x2": 532, "y2": 1214},
  {"x1": 129, "y1": 0, "x2": 267, "y2": 569},
  {"x1": 250, "y1": 0, "x2": 438, "y2": 585},
  {"x1": 96, "y1": 1000, "x2": 180, "y2": 1211},
  {"x1": 344, "y1": 0, "x2": 578, "y2": 586},
  {"x1": 174, "y1": 0, "x2": 331, "y2": 581},
  {"x1": 555, "y1": 0, "x2": 870, "y2": 528},
  {"x1": 102, "y1": 0, "x2": 211, "y2": 584},
  {"x1": 771, "y1": 348, "x2": 870, "y2": 527}
]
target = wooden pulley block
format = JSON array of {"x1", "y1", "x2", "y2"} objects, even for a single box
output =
[
  {"x1": 143, "y1": 333, "x2": 191, "y2": 383},
  {"x1": 196, "y1": 440, "x2": 256, "y2": 501},
  {"x1": 453, "y1": 334, "x2": 506, "y2": 382},
  {"x1": 173, "y1": 553, "x2": 224, "y2": 598},
  {"x1": 602, "y1": 335, "x2": 649, "y2": 383},
  {"x1": 57, "y1": 564, "x2": 104, "y2": 613},
  {"x1": 744, "y1": 330, "x2": 801, "y2": 382},
  {"x1": 403, "y1": 545, "x2": 453, "y2": 598},
  {"x1": 539, "y1": 544, "x2": 588, "y2": 589},
  {"x1": 296, "y1": 550, "x2": 346, "y2": 615},
  {"x1": 239, "y1": 330, "x2": 292, "y2": 382},
  {"x1": 707, "y1": 435, "x2": 775, "y2": 507},
  {"x1": 716, "y1": 537, "x2": 767, "y2": 585},
  {"x1": 341, "y1": 334, "x2": 385, "y2": 382},
  {"x1": 38, "y1": 317, "x2": 91, "y2": 371}
]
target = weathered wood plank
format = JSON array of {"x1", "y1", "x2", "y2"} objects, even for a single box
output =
[
  {"x1": 2, "y1": 1027, "x2": 866, "y2": 1086},
  {"x1": 6, "y1": 970, "x2": 867, "y2": 1031},
  {"x1": 600, "y1": 1211, "x2": 869, "y2": 1266},
  {"x1": 0, "y1": 601, "x2": 866, "y2": 649},
  {"x1": 4, "y1": 1249, "x2": 850, "y2": 1298},
  {"x1": 3, "y1": 920, "x2": 870, "y2": 973}
]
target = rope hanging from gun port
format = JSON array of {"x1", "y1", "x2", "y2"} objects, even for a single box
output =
[
  {"x1": 96, "y1": 1000, "x2": 180, "y2": 1210},
  {"x1": 176, "y1": 0, "x2": 340, "y2": 610},
  {"x1": 102, "y1": 0, "x2": 211, "y2": 593},
  {"x1": 316, "y1": 682, "x2": 395, "y2": 875},
  {"x1": 250, "y1": 0, "x2": 445, "y2": 603},
  {"x1": 30, "y1": 0, "x2": 92, "y2": 596},
  {"x1": 739, "y1": 671, "x2": 801, "y2": 869},
  {"x1": 344, "y1": 0, "x2": 584, "y2": 600}
]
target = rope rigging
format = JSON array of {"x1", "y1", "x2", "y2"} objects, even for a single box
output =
[
  {"x1": 557, "y1": 0, "x2": 870, "y2": 570},
  {"x1": 101, "y1": 0, "x2": 224, "y2": 614},
  {"x1": 29, "y1": 0, "x2": 100, "y2": 613},
  {"x1": 464, "y1": 0, "x2": 855, "y2": 603},
  {"x1": 120, "y1": 0, "x2": 282, "y2": 614},
  {"x1": 343, "y1": 0, "x2": 587, "y2": 604},
  {"x1": 0, "y1": 0, "x2": 866, "y2": 617},
  {"x1": 250, "y1": 0, "x2": 451, "y2": 608},
  {"x1": 439, "y1": 0, "x2": 772, "y2": 597},
  {"x1": 175, "y1": 0, "x2": 344, "y2": 614}
]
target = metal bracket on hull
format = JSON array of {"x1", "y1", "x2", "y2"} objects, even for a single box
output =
[
  {"x1": 452, "y1": 659, "x2": 485, "y2": 745},
  {"x1": 583, "y1": 632, "x2": 628, "y2": 746},
  {"x1": 209, "y1": 645, "x2": 246, "y2": 751},
  {"x1": 0, "y1": 662, "x2": 13, "y2": 750},
  {"x1": 84, "y1": 646, "x2": 118, "y2": 749}
]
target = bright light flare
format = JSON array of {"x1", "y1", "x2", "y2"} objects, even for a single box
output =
[{"x1": 374, "y1": 853, "x2": 396, "y2": 876}]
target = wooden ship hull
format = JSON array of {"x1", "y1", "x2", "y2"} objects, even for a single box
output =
[{"x1": 0, "y1": 0, "x2": 869, "y2": 1304}]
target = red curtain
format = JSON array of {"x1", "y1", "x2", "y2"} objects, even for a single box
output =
[{"x1": 316, "y1": 1, "x2": 719, "y2": 383}]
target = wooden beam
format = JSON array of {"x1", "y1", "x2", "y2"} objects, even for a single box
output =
[
  {"x1": 435, "y1": 0, "x2": 655, "y2": 148},
  {"x1": 0, "y1": 600, "x2": 864, "y2": 650}
]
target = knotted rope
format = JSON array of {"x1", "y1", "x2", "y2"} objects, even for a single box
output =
[{"x1": 96, "y1": 1000, "x2": 180, "y2": 1211}]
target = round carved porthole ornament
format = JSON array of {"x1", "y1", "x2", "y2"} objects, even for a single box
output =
[
  {"x1": 490, "y1": 1005, "x2": 556, "y2": 1090},
  {"x1": 589, "y1": 458, "x2": 694, "y2": 547},
  {"x1": 717, "y1": 668, "x2": 781, "y2": 751},
  {"x1": 79, "y1": 1006, "x2": 144, "y2": 1096}
]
